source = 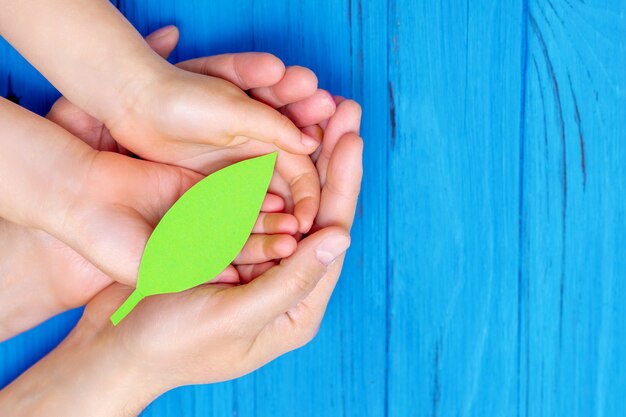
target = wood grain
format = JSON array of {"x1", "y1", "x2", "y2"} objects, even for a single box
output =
[{"x1": 1, "y1": 1, "x2": 625, "y2": 415}]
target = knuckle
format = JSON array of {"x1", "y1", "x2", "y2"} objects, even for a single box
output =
[
  {"x1": 324, "y1": 177, "x2": 355, "y2": 200},
  {"x1": 286, "y1": 268, "x2": 315, "y2": 297}
]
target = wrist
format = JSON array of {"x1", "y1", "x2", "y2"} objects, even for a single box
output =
[
  {"x1": 0, "y1": 99, "x2": 97, "y2": 233},
  {"x1": 0, "y1": 0, "x2": 173, "y2": 131},
  {"x1": 97, "y1": 55, "x2": 175, "y2": 129},
  {"x1": 0, "y1": 320, "x2": 163, "y2": 416},
  {"x1": 0, "y1": 220, "x2": 60, "y2": 341}
]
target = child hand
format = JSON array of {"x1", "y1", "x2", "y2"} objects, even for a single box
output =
[
  {"x1": 46, "y1": 26, "x2": 336, "y2": 233},
  {"x1": 47, "y1": 26, "x2": 335, "y2": 233},
  {"x1": 0, "y1": 193, "x2": 295, "y2": 342}
]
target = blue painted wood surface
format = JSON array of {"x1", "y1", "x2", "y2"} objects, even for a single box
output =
[{"x1": 1, "y1": 1, "x2": 625, "y2": 415}]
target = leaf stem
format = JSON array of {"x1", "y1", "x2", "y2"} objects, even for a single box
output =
[{"x1": 110, "y1": 289, "x2": 144, "y2": 326}]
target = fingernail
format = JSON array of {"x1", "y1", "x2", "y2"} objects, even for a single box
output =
[
  {"x1": 147, "y1": 25, "x2": 176, "y2": 40},
  {"x1": 316, "y1": 235, "x2": 351, "y2": 266},
  {"x1": 301, "y1": 134, "x2": 320, "y2": 149}
]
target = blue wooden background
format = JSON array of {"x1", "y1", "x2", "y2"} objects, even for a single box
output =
[{"x1": 1, "y1": 1, "x2": 625, "y2": 415}]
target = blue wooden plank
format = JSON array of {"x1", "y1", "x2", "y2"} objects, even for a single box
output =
[
  {"x1": 115, "y1": 1, "x2": 387, "y2": 416},
  {"x1": 521, "y1": 2, "x2": 626, "y2": 416},
  {"x1": 2, "y1": 1, "x2": 626, "y2": 416},
  {"x1": 0, "y1": 37, "x2": 59, "y2": 115},
  {"x1": 0, "y1": 309, "x2": 82, "y2": 389},
  {"x1": 387, "y1": 1, "x2": 524, "y2": 415}
]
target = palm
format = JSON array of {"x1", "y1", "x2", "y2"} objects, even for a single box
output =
[
  {"x1": 0, "y1": 28, "x2": 334, "y2": 340},
  {"x1": 69, "y1": 151, "x2": 200, "y2": 284},
  {"x1": 9, "y1": 95, "x2": 198, "y2": 309},
  {"x1": 81, "y1": 98, "x2": 362, "y2": 379},
  {"x1": 11, "y1": 146, "x2": 197, "y2": 310}
]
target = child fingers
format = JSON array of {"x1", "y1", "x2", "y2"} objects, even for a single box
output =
[
  {"x1": 233, "y1": 234, "x2": 297, "y2": 265},
  {"x1": 209, "y1": 265, "x2": 240, "y2": 285},
  {"x1": 249, "y1": 66, "x2": 318, "y2": 108},
  {"x1": 176, "y1": 52, "x2": 286, "y2": 90},
  {"x1": 236, "y1": 261, "x2": 277, "y2": 284},
  {"x1": 275, "y1": 153, "x2": 321, "y2": 233},
  {"x1": 261, "y1": 193, "x2": 285, "y2": 213},
  {"x1": 252, "y1": 213, "x2": 299, "y2": 235},
  {"x1": 268, "y1": 175, "x2": 293, "y2": 213},
  {"x1": 280, "y1": 89, "x2": 337, "y2": 128},
  {"x1": 234, "y1": 97, "x2": 320, "y2": 154}
]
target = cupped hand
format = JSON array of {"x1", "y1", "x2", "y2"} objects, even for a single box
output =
[
  {"x1": 0, "y1": 25, "x2": 336, "y2": 339},
  {"x1": 79, "y1": 97, "x2": 362, "y2": 393},
  {"x1": 0, "y1": 96, "x2": 361, "y2": 417},
  {"x1": 49, "y1": 26, "x2": 337, "y2": 233},
  {"x1": 0, "y1": 192, "x2": 296, "y2": 342},
  {"x1": 37, "y1": 25, "x2": 336, "y2": 292}
]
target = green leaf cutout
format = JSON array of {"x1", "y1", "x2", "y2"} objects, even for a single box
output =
[{"x1": 110, "y1": 152, "x2": 277, "y2": 325}]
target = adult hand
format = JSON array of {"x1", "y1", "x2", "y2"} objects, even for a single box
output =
[
  {"x1": 0, "y1": 98, "x2": 362, "y2": 416},
  {"x1": 0, "y1": 26, "x2": 337, "y2": 342}
]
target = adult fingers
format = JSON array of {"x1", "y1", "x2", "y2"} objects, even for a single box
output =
[
  {"x1": 225, "y1": 226, "x2": 350, "y2": 328},
  {"x1": 233, "y1": 234, "x2": 297, "y2": 265},
  {"x1": 236, "y1": 261, "x2": 276, "y2": 284},
  {"x1": 209, "y1": 265, "x2": 240, "y2": 285},
  {"x1": 46, "y1": 98, "x2": 106, "y2": 149},
  {"x1": 177, "y1": 52, "x2": 285, "y2": 90},
  {"x1": 249, "y1": 66, "x2": 318, "y2": 108},
  {"x1": 299, "y1": 134, "x2": 363, "y2": 311},
  {"x1": 250, "y1": 111, "x2": 364, "y2": 355},
  {"x1": 314, "y1": 133, "x2": 363, "y2": 231},
  {"x1": 316, "y1": 99, "x2": 362, "y2": 184},
  {"x1": 280, "y1": 89, "x2": 336, "y2": 128},
  {"x1": 145, "y1": 25, "x2": 179, "y2": 59}
]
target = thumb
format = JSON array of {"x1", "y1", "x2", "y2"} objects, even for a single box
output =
[
  {"x1": 145, "y1": 25, "x2": 179, "y2": 59},
  {"x1": 234, "y1": 98, "x2": 321, "y2": 155},
  {"x1": 230, "y1": 226, "x2": 351, "y2": 327}
]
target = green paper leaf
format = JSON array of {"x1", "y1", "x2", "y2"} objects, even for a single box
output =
[{"x1": 110, "y1": 152, "x2": 277, "y2": 325}]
